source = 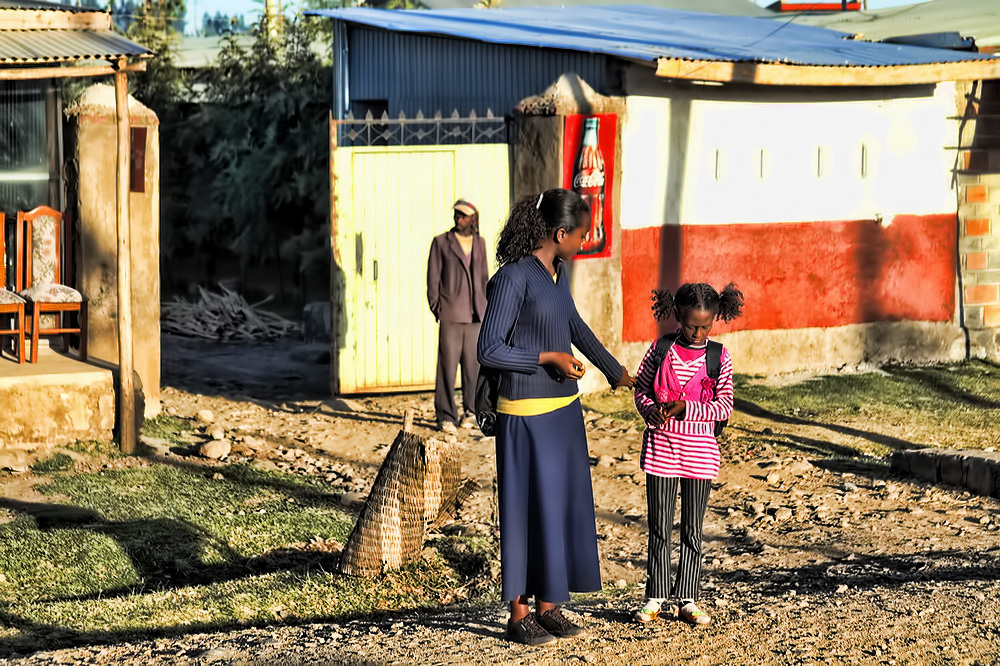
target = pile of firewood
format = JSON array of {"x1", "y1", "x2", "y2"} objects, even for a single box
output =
[{"x1": 161, "y1": 286, "x2": 300, "y2": 340}]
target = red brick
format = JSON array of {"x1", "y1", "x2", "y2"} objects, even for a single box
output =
[
  {"x1": 966, "y1": 218, "x2": 991, "y2": 236},
  {"x1": 967, "y1": 252, "x2": 989, "y2": 270},
  {"x1": 986, "y1": 305, "x2": 1000, "y2": 327},
  {"x1": 965, "y1": 283, "x2": 1000, "y2": 304},
  {"x1": 967, "y1": 185, "x2": 988, "y2": 203}
]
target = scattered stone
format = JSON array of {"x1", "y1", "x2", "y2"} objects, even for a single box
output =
[
  {"x1": 774, "y1": 507, "x2": 794, "y2": 522},
  {"x1": 836, "y1": 585, "x2": 849, "y2": 594},
  {"x1": 196, "y1": 409, "x2": 215, "y2": 424},
  {"x1": 766, "y1": 472, "x2": 781, "y2": 485},
  {"x1": 596, "y1": 455, "x2": 615, "y2": 468},
  {"x1": 339, "y1": 491, "x2": 366, "y2": 508},
  {"x1": 841, "y1": 482, "x2": 858, "y2": 493},
  {"x1": 208, "y1": 426, "x2": 225, "y2": 440},
  {"x1": 212, "y1": 473, "x2": 224, "y2": 481},
  {"x1": 200, "y1": 440, "x2": 232, "y2": 460},
  {"x1": 615, "y1": 579, "x2": 628, "y2": 589}
]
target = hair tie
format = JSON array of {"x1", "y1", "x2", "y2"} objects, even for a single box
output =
[{"x1": 535, "y1": 193, "x2": 544, "y2": 210}]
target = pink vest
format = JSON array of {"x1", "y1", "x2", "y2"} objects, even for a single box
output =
[{"x1": 653, "y1": 345, "x2": 718, "y2": 404}]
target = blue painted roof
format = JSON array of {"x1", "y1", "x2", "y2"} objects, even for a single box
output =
[{"x1": 306, "y1": 5, "x2": 997, "y2": 67}]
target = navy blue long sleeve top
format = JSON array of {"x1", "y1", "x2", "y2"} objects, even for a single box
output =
[{"x1": 477, "y1": 255, "x2": 624, "y2": 400}]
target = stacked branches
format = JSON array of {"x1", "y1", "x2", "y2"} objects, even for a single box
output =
[{"x1": 161, "y1": 286, "x2": 299, "y2": 340}]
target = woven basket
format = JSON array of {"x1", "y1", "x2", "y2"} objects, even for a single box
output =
[{"x1": 338, "y1": 431, "x2": 462, "y2": 576}]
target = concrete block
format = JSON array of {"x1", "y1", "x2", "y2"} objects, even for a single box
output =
[
  {"x1": 938, "y1": 452, "x2": 967, "y2": 487},
  {"x1": 898, "y1": 450, "x2": 940, "y2": 483},
  {"x1": 0, "y1": 355, "x2": 114, "y2": 448},
  {"x1": 965, "y1": 458, "x2": 998, "y2": 497}
]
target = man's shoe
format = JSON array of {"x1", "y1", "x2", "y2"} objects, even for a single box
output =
[
  {"x1": 536, "y1": 608, "x2": 587, "y2": 639},
  {"x1": 439, "y1": 421, "x2": 458, "y2": 434},
  {"x1": 505, "y1": 613, "x2": 557, "y2": 646}
]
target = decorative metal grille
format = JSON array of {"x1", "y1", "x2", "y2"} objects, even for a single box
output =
[{"x1": 336, "y1": 109, "x2": 508, "y2": 147}]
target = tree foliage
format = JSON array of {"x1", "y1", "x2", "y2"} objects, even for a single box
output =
[{"x1": 138, "y1": 14, "x2": 332, "y2": 299}]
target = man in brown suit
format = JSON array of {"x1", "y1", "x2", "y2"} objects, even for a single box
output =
[{"x1": 427, "y1": 199, "x2": 489, "y2": 433}]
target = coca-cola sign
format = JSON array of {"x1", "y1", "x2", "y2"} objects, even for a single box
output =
[{"x1": 563, "y1": 113, "x2": 616, "y2": 259}]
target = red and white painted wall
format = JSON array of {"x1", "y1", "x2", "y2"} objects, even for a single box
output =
[{"x1": 611, "y1": 78, "x2": 968, "y2": 373}]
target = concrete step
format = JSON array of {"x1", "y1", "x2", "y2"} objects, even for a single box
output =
[
  {"x1": 891, "y1": 448, "x2": 1000, "y2": 499},
  {"x1": 0, "y1": 347, "x2": 115, "y2": 450}
]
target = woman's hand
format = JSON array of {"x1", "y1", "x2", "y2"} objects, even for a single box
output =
[
  {"x1": 540, "y1": 351, "x2": 586, "y2": 380},
  {"x1": 613, "y1": 365, "x2": 635, "y2": 390}
]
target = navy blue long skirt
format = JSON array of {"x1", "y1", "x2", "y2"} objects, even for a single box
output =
[{"x1": 496, "y1": 398, "x2": 602, "y2": 604}]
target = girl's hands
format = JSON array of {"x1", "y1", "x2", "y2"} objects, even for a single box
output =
[
  {"x1": 540, "y1": 351, "x2": 586, "y2": 380},
  {"x1": 647, "y1": 400, "x2": 686, "y2": 427},
  {"x1": 662, "y1": 400, "x2": 686, "y2": 420}
]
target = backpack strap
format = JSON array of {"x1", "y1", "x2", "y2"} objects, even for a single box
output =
[
  {"x1": 650, "y1": 331, "x2": 679, "y2": 370},
  {"x1": 706, "y1": 340, "x2": 722, "y2": 381}
]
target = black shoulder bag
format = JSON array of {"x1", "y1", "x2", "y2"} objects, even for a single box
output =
[{"x1": 475, "y1": 266, "x2": 525, "y2": 437}]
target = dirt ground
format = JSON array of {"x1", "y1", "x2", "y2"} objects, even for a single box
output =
[{"x1": 3, "y1": 335, "x2": 1000, "y2": 665}]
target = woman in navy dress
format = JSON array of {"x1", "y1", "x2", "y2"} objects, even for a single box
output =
[{"x1": 477, "y1": 188, "x2": 634, "y2": 646}]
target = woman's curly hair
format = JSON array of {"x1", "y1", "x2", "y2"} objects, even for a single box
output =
[
  {"x1": 652, "y1": 282, "x2": 745, "y2": 323},
  {"x1": 496, "y1": 189, "x2": 589, "y2": 266}
]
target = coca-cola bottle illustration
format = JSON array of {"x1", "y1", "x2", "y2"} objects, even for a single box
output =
[{"x1": 573, "y1": 117, "x2": 606, "y2": 255}]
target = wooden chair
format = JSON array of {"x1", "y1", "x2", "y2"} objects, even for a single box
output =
[
  {"x1": 0, "y1": 213, "x2": 26, "y2": 363},
  {"x1": 15, "y1": 206, "x2": 87, "y2": 363}
]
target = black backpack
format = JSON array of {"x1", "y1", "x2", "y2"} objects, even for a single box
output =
[{"x1": 649, "y1": 332, "x2": 727, "y2": 437}]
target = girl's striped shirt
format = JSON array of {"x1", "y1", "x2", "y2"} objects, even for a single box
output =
[{"x1": 633, "y1": 335, "x2": 734, "y2": 480}]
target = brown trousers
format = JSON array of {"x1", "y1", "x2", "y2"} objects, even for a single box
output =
[{"x1": 435, "y1": 320, "x2": 481, "y2": 426}]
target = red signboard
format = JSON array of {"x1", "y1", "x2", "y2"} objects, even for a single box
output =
[{"x1": 562, "y1": 113, "x2": 616, "y2": 259}]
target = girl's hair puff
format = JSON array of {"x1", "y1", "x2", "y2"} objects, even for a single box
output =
[
  {"x1": 651, "y1": 282, "x2": 745, "y2": 323},
  {"x1": 496, "y1": 189, "x2": 589, "y2": 266}
]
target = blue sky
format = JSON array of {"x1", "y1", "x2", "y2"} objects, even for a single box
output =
[{"x1": 183, "y1": 0, "x2": 917, "y2": 34}]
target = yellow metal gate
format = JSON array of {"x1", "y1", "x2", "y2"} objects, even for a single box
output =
[{"x1": 331, "y1": 141, "x2": 509, "y2": 394}]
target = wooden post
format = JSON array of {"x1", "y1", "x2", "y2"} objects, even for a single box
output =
[{"x1": 114, "y1": 57, "x2": 136, "y2": 454}]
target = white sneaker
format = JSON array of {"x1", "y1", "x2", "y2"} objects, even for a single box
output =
[{"x1": 439, "y1": 421, "x2": 458, "y2": 434}]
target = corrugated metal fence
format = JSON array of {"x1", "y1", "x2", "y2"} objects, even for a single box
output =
[{"x1": 347, "y1": 27, "x2": 616, "y2": 118}]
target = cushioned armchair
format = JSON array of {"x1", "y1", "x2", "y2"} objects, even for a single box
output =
[
  {"x1": 16, "y1": 206, "x2": 87, "y2": 363},
  {"x1": 0, "y1": 213, "x2": 26, "y2": 363}
]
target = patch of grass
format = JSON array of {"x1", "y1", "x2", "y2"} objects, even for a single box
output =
[
  {"x1": 29, "y1": 454, "x2": 75, "y2": 475},
  {"x1": 0, "y1": 462, "x2": 490, "y2": 652},
  {"x1": 735, "y1": 360, "x2": 1000, "y2": 453},
  {"x1": 63, "y1": 440, "x2": 123, "y2": 459},
  {"x1": 581, "y1": 390, "x2": 643, "y2": 427},
  {"x1": 140, "y1": 414, "x2": 193, "y2": 445}
]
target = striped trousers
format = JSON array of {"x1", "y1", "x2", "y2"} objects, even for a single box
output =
[{"x1": 645, "y1": 474, "x2": 712, "y2": 601}]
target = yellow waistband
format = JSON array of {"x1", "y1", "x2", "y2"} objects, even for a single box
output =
[{"x1": 497, "y1": 393, "x2": 580, "y2": 416}]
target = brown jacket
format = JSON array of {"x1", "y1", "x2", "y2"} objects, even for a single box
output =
[{"x1": 427, "y1": 230, "x2": 488, "y2": 323}]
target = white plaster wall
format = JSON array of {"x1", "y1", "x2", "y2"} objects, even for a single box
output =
[{"x1": 620, "y1": 80, "x2": 959, "y2": 229}]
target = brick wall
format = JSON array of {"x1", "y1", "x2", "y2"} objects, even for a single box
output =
[{"x1": 958, "y1": 80, "x2": 1000, "y2": 359}]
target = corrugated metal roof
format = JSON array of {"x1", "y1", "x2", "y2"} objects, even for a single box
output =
[
  {"x1": 420, "y1": 0, "x2": 773, "y2": 18},
  {"x1": 0, "y1": 0, "x2": 90, "y2": 11},
  {"x1": 0, "y1": 28, "x2": 149, "y2": 63},
  {"x1": 790, "y1": 0, "x2": 1000, "y2": 49},
  {"x1": 306, "y1": 4, "x2": 997, "y2": 67}
]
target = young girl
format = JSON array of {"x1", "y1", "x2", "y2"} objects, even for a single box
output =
[
  {"x1": 478, "y1": 189, "x2": 634, "y2": 646},
  {"x1": 632, "y1": 282, "x2": 744, "y2": 627}
]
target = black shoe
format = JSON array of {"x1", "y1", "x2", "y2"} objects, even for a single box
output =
[
  {"x1": 505, "y1": 613, "x2": 557, "y2": 646},
  {"x1": 536, "y1": 608, "x2": 587, "y2": 639}
]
